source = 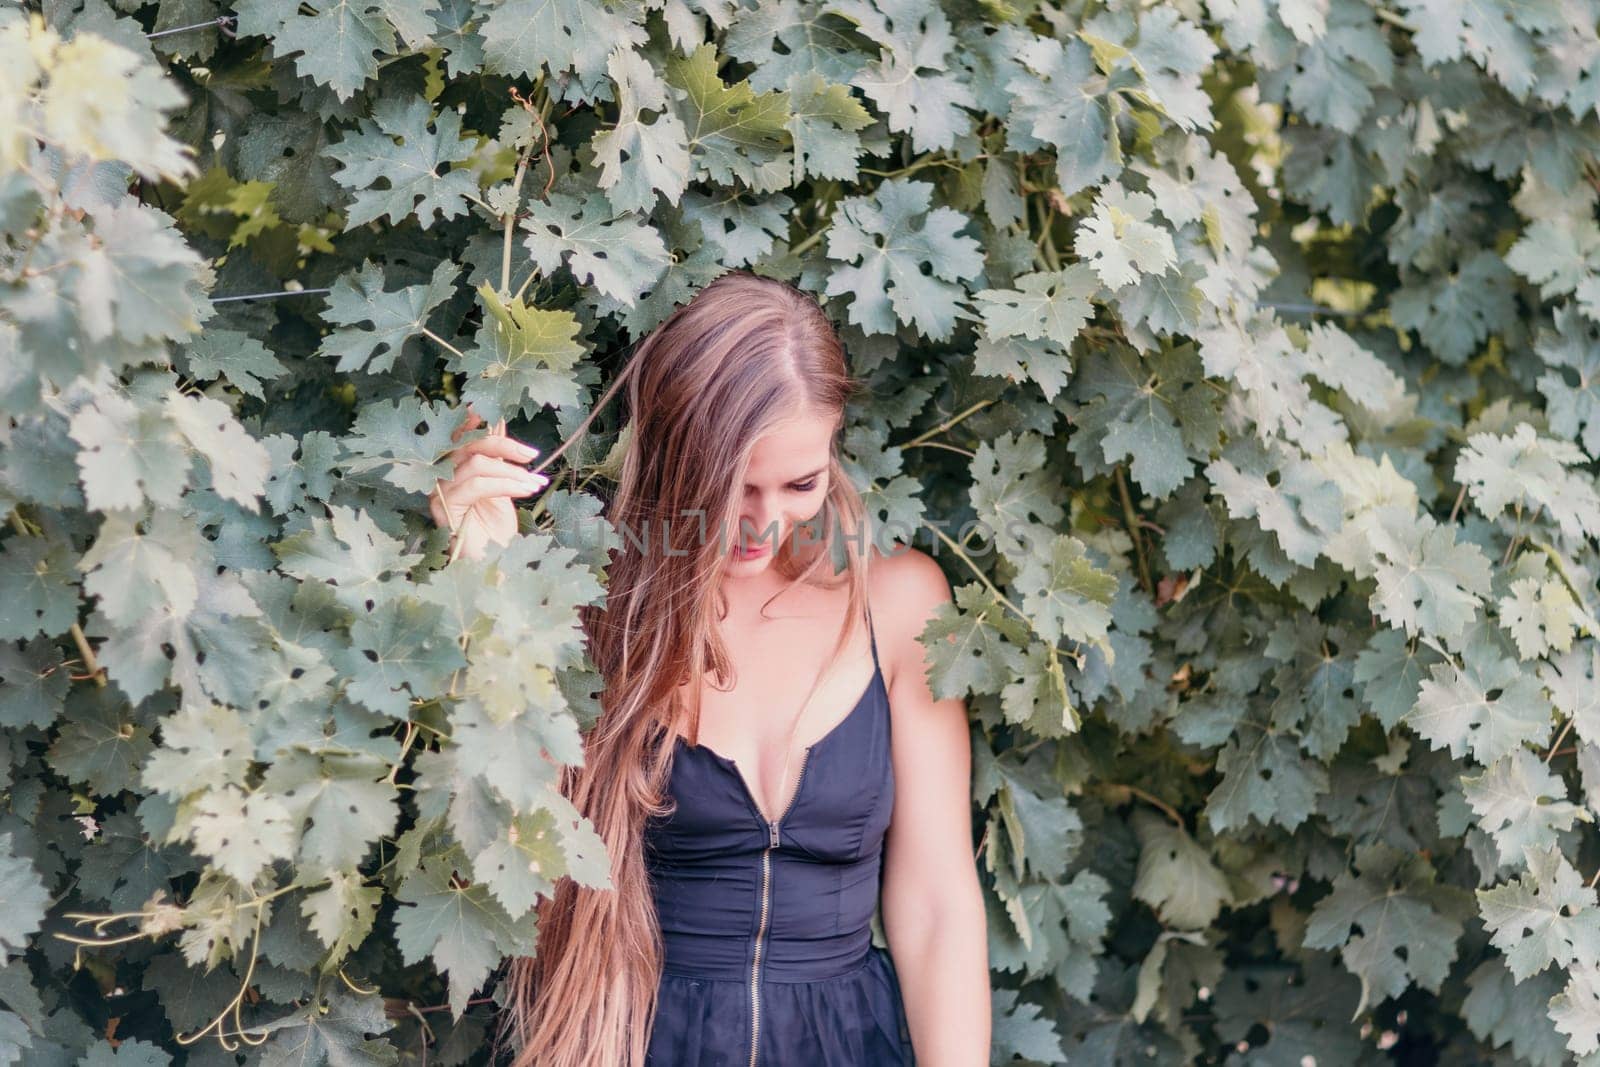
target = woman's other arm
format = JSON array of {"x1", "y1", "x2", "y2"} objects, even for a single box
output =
[{"x1": 878, "y1": 546, "x2": 991, "y2": 1066}]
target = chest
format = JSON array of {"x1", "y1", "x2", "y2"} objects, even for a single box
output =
[{"x1": 649, "y1": 668, "x2": 896, "y2": 864}]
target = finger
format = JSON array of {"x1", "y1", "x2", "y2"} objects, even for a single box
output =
[
  {"x1": 470, "y1": 434, "x2": 540, "y2": 463},
  {"x1": 452, "y1": 472, "x2": 548, "y2": 506},
  {"x1": 450, "y1": 425, "x2": 521, "y2": 466},
  {"x1": 455, "y1": 451, "x2": 540, "y2": 481}
]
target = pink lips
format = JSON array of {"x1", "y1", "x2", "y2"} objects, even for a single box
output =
[{"x1": 735, "y1": 542, "x2": 769, "y2": 559}]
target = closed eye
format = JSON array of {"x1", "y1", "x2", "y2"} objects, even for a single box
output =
[{"x1": 790, "y1": 479, "x2": 819, "y2": 492}]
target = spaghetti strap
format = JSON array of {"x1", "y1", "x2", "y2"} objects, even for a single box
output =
[{"x1": 864, "y1": 598, "x2": 879, "y2": 674}]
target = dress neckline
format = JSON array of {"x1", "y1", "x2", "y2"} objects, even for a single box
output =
[{"x1": 673, "y1": 660, "x2": 886, "y2": 824}]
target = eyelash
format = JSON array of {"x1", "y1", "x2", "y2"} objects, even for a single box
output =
[{"x1": 791, "y1": 479, "x2": 819, "y2": 493}]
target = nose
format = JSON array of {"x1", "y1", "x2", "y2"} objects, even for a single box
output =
[{"x1": 740, "y1": 499, "x2": 780, "y2": 546}]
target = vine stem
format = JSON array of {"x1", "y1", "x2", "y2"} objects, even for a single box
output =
[
  {"x1": 1545, "y1": 718, "x2": 1574, "y2": 763},
  {"x1": 1034, "y1": 193, "x2": 1061, "y2": 270},
  {"x1": 388, "y1": 721, "x2": 418, "y2": 784},
  {"x1": 1115, "y1": 784, "x2": 1185, "y2": 830},
  {"x1": 421, "y1": 327, "x2": 467, "y2": 362},
  {"x1": 788, "y1": 225, "x2": 830, "y2": 260},
  {"x1": 919, "y1": 520, "x2": 1028, "y2": 622},
  {"x1": 858, "y1": 154, "x2": 963, "y2": 180},
  {"x1": 1500, "y1": 500, "x2": 1525, "y2": 566},
  {"x1": 899, "y1": 399, "x2": 997, "y2": 449},
  {"x1": 500, "y1": 150, "x2": 532, "y2": 297},
  {"x1": 900, "y1": 440, "x2": 976, "y2": 459},
  {"x1": 10, "y1": 507, "x2": 106, "y2": 687},
  {"x1": 68, "y1": 624, "x2": 106, "y2": 689},
  {"x1": 1115, "y1": 463, "x2": 1153, "y2": 595},
  {"x1": 1373, "y1": 6, "x2": 1418, "y2": 31},
  {"x1": 499, "y1": 80, "x2": 549, "y2": 297}
]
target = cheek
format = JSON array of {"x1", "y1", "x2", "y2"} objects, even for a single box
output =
[{"x1": 790, "y1": 493, "x2": 826, "y2": 525}]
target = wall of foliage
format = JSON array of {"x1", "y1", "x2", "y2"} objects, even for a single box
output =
[{"x1": 5, "y1": 0, "x2": 1600, "y2": 1062}]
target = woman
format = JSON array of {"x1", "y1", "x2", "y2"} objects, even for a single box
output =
[{"x1": 430, "y1": 271, "x2": 990, "y2": 1065}]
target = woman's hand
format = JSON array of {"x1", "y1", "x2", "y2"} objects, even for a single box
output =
[{"x1": 430, "y1": 403, "x2": 550, "y2": 562}]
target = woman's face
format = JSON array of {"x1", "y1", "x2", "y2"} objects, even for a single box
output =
[{"x1": 727, "y1": 412, "x2": 834, "y2": 571}]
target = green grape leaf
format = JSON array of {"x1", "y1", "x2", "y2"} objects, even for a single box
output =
[
  {"x1": 233, "y1": 0, "x2": 437, "y2": 101},
  {"x1": 1012, "y1": 532, "x2": 1118, "y2": 647},
  {"x1": 1463, "y1": 750, "x2": 1588, "y2": 868},
  {"x1": 1005, "y1": 35, "x2": 1125, "y2": 197},
  {"x1": 300, "y1": 869, "x2": 383, "y2": 959},
  {"x1": 1500, "y1": 574, "x2": 1584, "y2": 660},
  {"x1": 1456, "y1": 421, "x2": 1600, "y2": 542},
  {"x1": 339, "y1": 396, "x2": 466, "y2": 496},
  {"x1": 1407, "y1": 651, "x2": 1554, "y2": 765},
  {"x1": 1541, "y1": 643, "x2": 1600, "y2": 744},
  {"x1": 662, "y1": 44, "x2": 794, "y2": 192},
  {"x1": 326, "y1": 96, "x2": 479, "y2": 230},
  {"x1": 785, "y1": 71, "x2": 875, "y2": 182},
  {"x1": 0, "y1": 533, "x2": 79, "y2": 640},
  {"x1": 1205, "y1": 713, "x2": 1328, "y2": 832},
  {"x1": 186, "y1": 784, "x2": 298, "y2": 885},
  {"x1": 315, "y1": 259, "x2": 460, "y2": 375},
  {"x1": 336, "y1": 596, "x2": 466, "y2": 719},
  {"x1": 273, "y1": 505, "x2": 425, "y2": 616},
  {"x1": 1369, "y1": 505, "x2": 1494, "y2": 642},
  {"x1": 1536, "y1": 305, "x2": 1600, "y2": 455},
  {"x1": 1131, "y1": 811, "x2": 1230, "y2": 929},
  {"x1": 823, "y1": 177, "x2": 984, "y2": 340},
  {"x1": 179, "y1": 328, "x2": 289, "y2": 400},
  {"x1": 251, "y1": 988, "x2": 399, "y2": 1067},
  {"x1": 1073, "y1": 183, "x2": 1177, "y2": 289},
  {"x1": 1479, "y1": 845, "x2": 1600, "y2": 982},
  {"x1": 479, "y1": 0, "x2": 648, "y2": 96},
  {"x1": 0, "y1": 833, "x2": 47, "y2": 956},
  {"x1": 1390, "y1": 250, "x2": 1517, "y2": 365},
  {"x1": 77, "y1": 1037, "x2": 171, "y2": 1066},
  {"x1": 142, "y1": 701, "x2": 254, "y2": 798},
  {"x1": 260, "y1": 750, "x2": 400, "y2": 873},
  {"x1": 393, "y1": 849, "x2": 540, "y2": 1019},
  {"x1": 920, "y1": 582, "x2": 1030, "y2": 701},
  {"x1": 1303, "y1": 843, "x2": 1467, "y2": 1014},
  {"x1": 591, "y1": 47, "x2": 692, "y2": 215},
  {"x1": 972, "y1": 265, "x2": 1099, "y2": 348},
  {"x1": 990, "y1": 987, "x2": 1065, "y2": 1063},
  {"x1": 833, "y1": 0, "x2": 977, "y2": 153},
  {"x1": 521, "y1": 188, "x2": 671, "y2": 306},
  {"x1": 456, "y1": 283, "x2": 588, "y2": 422}
]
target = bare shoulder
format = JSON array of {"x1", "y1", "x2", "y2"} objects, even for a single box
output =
[{"x1": 865, "y1": 544, "x2": 954, "y2": 691}]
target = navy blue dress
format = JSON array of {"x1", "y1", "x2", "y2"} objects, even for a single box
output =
[{"x1": 644, "y1": 603, "x2": 914, "y2": 1066}]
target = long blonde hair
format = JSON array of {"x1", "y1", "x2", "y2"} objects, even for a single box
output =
[{"x1": 493, "y1": 269, "x2": 876, "y2": 1065}]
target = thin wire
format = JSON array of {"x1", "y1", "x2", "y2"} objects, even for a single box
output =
[
  {"x1": 210, "y1": 287, "x2": 331, "y2": 303},
  {"x1": 145, "y1": 15, "x2": 237, "y2": 40}
]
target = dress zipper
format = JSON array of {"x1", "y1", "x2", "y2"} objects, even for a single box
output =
[{"x1": 749, "y1": 744, "x2": 811, "y2": 1067}]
